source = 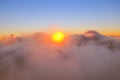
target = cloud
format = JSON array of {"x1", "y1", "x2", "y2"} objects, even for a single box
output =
[{"x1": 0, "y1": 30, "x2": 120, "y2": 80}]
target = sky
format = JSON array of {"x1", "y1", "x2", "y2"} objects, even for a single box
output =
[{"x1": 0, "y1": 0, "x2": 120, "y2": 36}]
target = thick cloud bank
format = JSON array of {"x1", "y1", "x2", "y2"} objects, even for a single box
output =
[{"x1": 0, "y1": 30, "x2": 120, "y2": 80}]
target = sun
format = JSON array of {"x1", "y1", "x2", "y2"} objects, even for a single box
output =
[{"x1": 51, "y1": 32, "x2": 65, "y2": 43}]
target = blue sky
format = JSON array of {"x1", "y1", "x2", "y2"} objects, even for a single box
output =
[{"x1": 0, "y1": 0, "x2": 120, "y2": 35}]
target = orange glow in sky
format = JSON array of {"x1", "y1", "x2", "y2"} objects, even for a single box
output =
[{"x1": 51, "y1": 32, "x2": 65, "y2": 43}]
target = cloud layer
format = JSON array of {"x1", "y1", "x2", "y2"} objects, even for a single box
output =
[{"x1": 0, "y1": 30, "x2": 120, "y2": 80}]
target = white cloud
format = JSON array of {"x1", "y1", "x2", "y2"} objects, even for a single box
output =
[{"x1": 0, "y1": 30, "x2": 120, "y2": 80}]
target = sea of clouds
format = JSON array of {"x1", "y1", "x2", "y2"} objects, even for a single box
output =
[{"x1": 0, "y1": 30, "x2": 120, "y2": 80}]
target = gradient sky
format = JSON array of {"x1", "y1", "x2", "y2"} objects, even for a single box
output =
[{"x1": 0, "y1": 0, "x2": 120, "y2": 36}]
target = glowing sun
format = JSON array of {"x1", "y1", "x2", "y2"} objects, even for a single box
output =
[{"x1": 51, "y1": 32, "x2": 65, "y2": 43}]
